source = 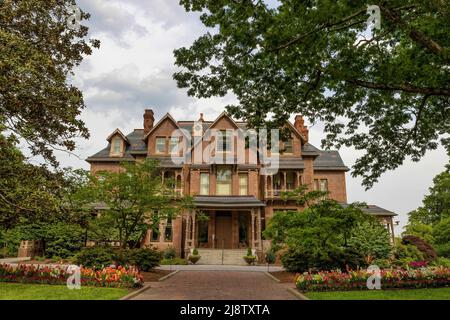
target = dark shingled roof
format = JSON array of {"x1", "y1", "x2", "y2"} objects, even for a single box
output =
[
  {"x1": 86, "y1": 129, "x2": 146, "y2": 162},
  {"x1": 313, "y1": 150, "x2": 349, "y2": 171},
  {"x1": 194, "y1": 196, "x2": 265, "y2": 208},
  {"x1": 87, "y1": 121, "x2": 347, "y2": 171},
  {"x1": 341, "y1": 203, "x2": 397, "y2": 216}
]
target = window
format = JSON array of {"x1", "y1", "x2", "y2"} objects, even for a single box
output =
[
  {"x1": 156, "y1": 137, "x2": 166, "y2": 154},
  {"x1": 320, "y1": 179, "x2": 328, "y2": 191},
  {"x1": 239, "y1": 174, "x2": 248, "y2": 195},
  {"x1": 150, "y1": 228, "x2": 160, "y2": 242},
  {"x1": 200, "y1": 173, "x2": 209, "y2": 195},
  {"x1": 286, "y1": 172, "x2": 295, "y2": 190},
  {"x1": 111, "y1": 137, "x2": 122, "y2": 154},
  {"x1": 217, "y1": 130, "x2": 232, "y2": 152},
  {"x1": 314, "y1": 179, "x2": 328, "y2": 191},
  {"x1": 169, "y1": 137, "x2": 179, "y2": 154},
  {"x1": 216, "y1": 167, "x2": 232, "y2": 195},
  {"x1": 283, "y1": 139, "x2": 293, "y2": 154},
  {"x1": 164, "y1": 217, "x2": 173, "y2": 242}
]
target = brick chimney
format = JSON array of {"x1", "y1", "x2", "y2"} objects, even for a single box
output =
[
  {"x1": 143, "y1": 109, "x2": 154, "y2": 134},
  {"x1": 294, "y1": 115, "x2": 309, "y2": 143},
  {"x1": 199, "y1": 113, "x2": 204, "y2": 121}
]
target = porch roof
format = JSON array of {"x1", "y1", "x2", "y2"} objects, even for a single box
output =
[{"x1": 193, "y1": 196, "x2": 266, "y2": 208}]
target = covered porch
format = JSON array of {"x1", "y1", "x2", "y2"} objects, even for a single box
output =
[{"x1": 184, "y1": 196, "x2": 265, "y2": 257}]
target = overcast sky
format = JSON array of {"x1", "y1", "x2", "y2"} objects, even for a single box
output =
[{"x1": 40, "y1": 0, "x2": 447, "y2": 235}]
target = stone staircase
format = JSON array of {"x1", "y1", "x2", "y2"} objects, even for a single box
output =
[{"x1": 196, "y1": 249, "x2": 249, "y2": 265}]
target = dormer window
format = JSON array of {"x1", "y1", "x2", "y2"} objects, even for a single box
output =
[{"x1": 110, "y1": 136, "x2": 123, "y2": 156}]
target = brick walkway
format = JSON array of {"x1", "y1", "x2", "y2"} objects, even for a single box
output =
[{"x1": 132, "y1": 271, "x2": 298, "y2": 300}]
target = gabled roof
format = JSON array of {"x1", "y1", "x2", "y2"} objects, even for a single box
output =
[
  {"x1": 106, "y1": 128, "x2": 130, "y2": 144},
  {"x1": 143, "y1": 113, "x2": 188, "y2": 141}
]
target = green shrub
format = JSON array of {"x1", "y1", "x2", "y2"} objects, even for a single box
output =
[
  {"x1": 188, "y1": 255, "x2": 201, "y2": 264},
  {"x1": 126, "y1": 248, "x2": 162, "y2": 272},
  {"x1": 74, "y1": 247, "x2": 116, "y2": 268},
  {"x1": 44, "y1": 223, "x2": 84, "y2": 259},
  {"x1": 246, "y1": 247, "x2": 253, "y2": 257},
  {"x1": 163, "y1": 247, "x2": 176, "y2": 260},
  {"x1": 431, "y1": 257, "x2": 450, "y2": 268},
  {"x1": 393, "y1": 240, "x2": 424, "y2": 261},
  {"x1": 192, "y1": 248, "x2": 199, "y2": 255},
  {"x1": 281, "y1": 247, "x2": 366, "y2": 272},
  {"x1": 402, "y1": 235, "x2": 437, "y2": 261},
  {"x1": 435, "y1": 243, "x2": 450, "y2": 258},
  {"x1": 160, "y1": 258, "x2": 187, "y2": 265},
  {"x1": 372, "y1": 258, "x2": 392, "y2": 269}
]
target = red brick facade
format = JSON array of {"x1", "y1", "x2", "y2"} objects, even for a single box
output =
[{"x1": 87, "y1": 110, "x2": 396, "y2": 257}]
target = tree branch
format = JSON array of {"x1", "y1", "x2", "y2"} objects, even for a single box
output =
[{"x1": 345, "y1": 78, "x2": 450, "y2": 96}]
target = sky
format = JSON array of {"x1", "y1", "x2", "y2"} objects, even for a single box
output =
[{"x1": 36, "y1": 0, "x2": 447, "y2": 235}]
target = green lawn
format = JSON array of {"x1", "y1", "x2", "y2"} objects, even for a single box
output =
[
  {"x1": 305, "y1": 287, "x2": 450, "y2": 300},
  {"x1": 0, "y1": 283, "x2": 130, "y2": 300}
]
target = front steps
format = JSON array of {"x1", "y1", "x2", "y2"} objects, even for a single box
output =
[{"x1": 195, "y1": 249, "x2": 250, "y2": 265}]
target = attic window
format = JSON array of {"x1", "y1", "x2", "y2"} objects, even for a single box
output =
[{"x1": 111, "y1": 136, "x2": 122, "y2": 155}]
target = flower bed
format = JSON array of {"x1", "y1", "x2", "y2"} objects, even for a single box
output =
[
  {"x1": 0, "y1": 264, "x2": 143, "y2": 288},
  {"x1": 296, "y1": 267, "x2": 450, "y2": 291}
]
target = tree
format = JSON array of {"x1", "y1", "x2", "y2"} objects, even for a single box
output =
[
  {"x1": 408, "y1": 165, "x2": 450, "y2": 225},
  {"x1": 347, "y1": 220, "x2": 392, "y2": 262},
  {"x1": 263, "y1": 191, "x2": 370, "y2": 271},
  {"x1": 432, "y1": 217, "x2": 450, "y2": 257},
  {"x1": 82, "y1": 159, "x2": 193, "y2": 249},
  {"x1": 0, "y1": 131, "x2": 67, "y2": 232},
  {"x1": 0, "y1": 0, "x2": 100, "y2": 164},
  {"x1": 403, "y1": 222, "x2": 435, "y2": 244},
  {"x1": 174, "y1": 0, "x2": 450, "y2": 188}
]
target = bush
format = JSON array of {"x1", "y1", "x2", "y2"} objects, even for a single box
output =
[
  {"x1": 160, "y1": 258, "x2": 187, "y2": 265},
  {"x1": 74, "y1": 247, "x2": 116, "y2": 269},
  {"x1": 372, "y1": 258, "x2": 392, "y2": 269},
  {"x1": 435, "y1": 243, "x2": 450, "y2": 258},
  {"x1": 281, "y1": 247, "x2": 366, "y2": 272},
  {"x1": 431, "y1": 257, "x2": 450, "y2": 268},
  {"x1": 163, "y1": 247, "x2": 176, "y2": 260},
  {"x1": 192, "y1": 248, "x2": 199, "y2": 255},
  {"x1": 393, "y1": 240, "x2": 424, "y2": 261},
  {"x1": 402, "y1": 235, "x2": 437, "y2": 261},
  {"x1": 44, "y1": 223, "x2": 85, "y2": 259},
  {"x1": 126, "y1": 248, "x2": 162, "y2": 272}
]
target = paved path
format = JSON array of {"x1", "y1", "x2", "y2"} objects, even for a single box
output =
[
  {"x1": 157, "y1": 265, "x2": 284, "y2": 272},
  {"x1": 0, "y1": 257, "x2": 31, "y2": 264},
  {"x1": 132, "y1": 271, "x2": 297, "y2": 300}
]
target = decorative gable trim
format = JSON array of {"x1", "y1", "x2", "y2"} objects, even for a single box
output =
[
  {"x1": 142, "y1": 113, "x2": 189, "y2": 142},
  {"x1": 107, "y1": 128, "x2": 130, "y2": 145}
]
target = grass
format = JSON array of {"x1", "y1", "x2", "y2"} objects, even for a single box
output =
[
  {"x1": 0, "y1": 283, "x2": 130, "y2": 300},
  {"x1": 305, "y1": 287, "x2": 450, "y2": 300}
]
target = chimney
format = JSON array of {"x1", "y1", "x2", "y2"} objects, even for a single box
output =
[
  {"x1": 199, "y1": 113, "x2": 204, "y2": 121},
  {"x1": 143, "y1": 109, "x2": 154, "y2": 134},
  {"x1": 294, "y1": 115, "x2": 309, "y2": 143}
]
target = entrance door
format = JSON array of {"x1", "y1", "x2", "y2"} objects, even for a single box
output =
[{"x1": 215, "y1": 214, "x2": 232, "y2": 249}]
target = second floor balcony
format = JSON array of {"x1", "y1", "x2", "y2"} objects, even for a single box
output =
[{"x1": 264, "y1": 171, "x2": 303, "y2": 199}]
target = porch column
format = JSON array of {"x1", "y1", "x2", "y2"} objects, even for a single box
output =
[
  {"x1": 257, "y1": 208, "x2": 262, "y2": 250},
  {"x1": 251, "y1": 209, "x2": 256, "y2": 249},
  {"x1": 192, "y1": 211, "x2": 196, "y2": 248}
]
